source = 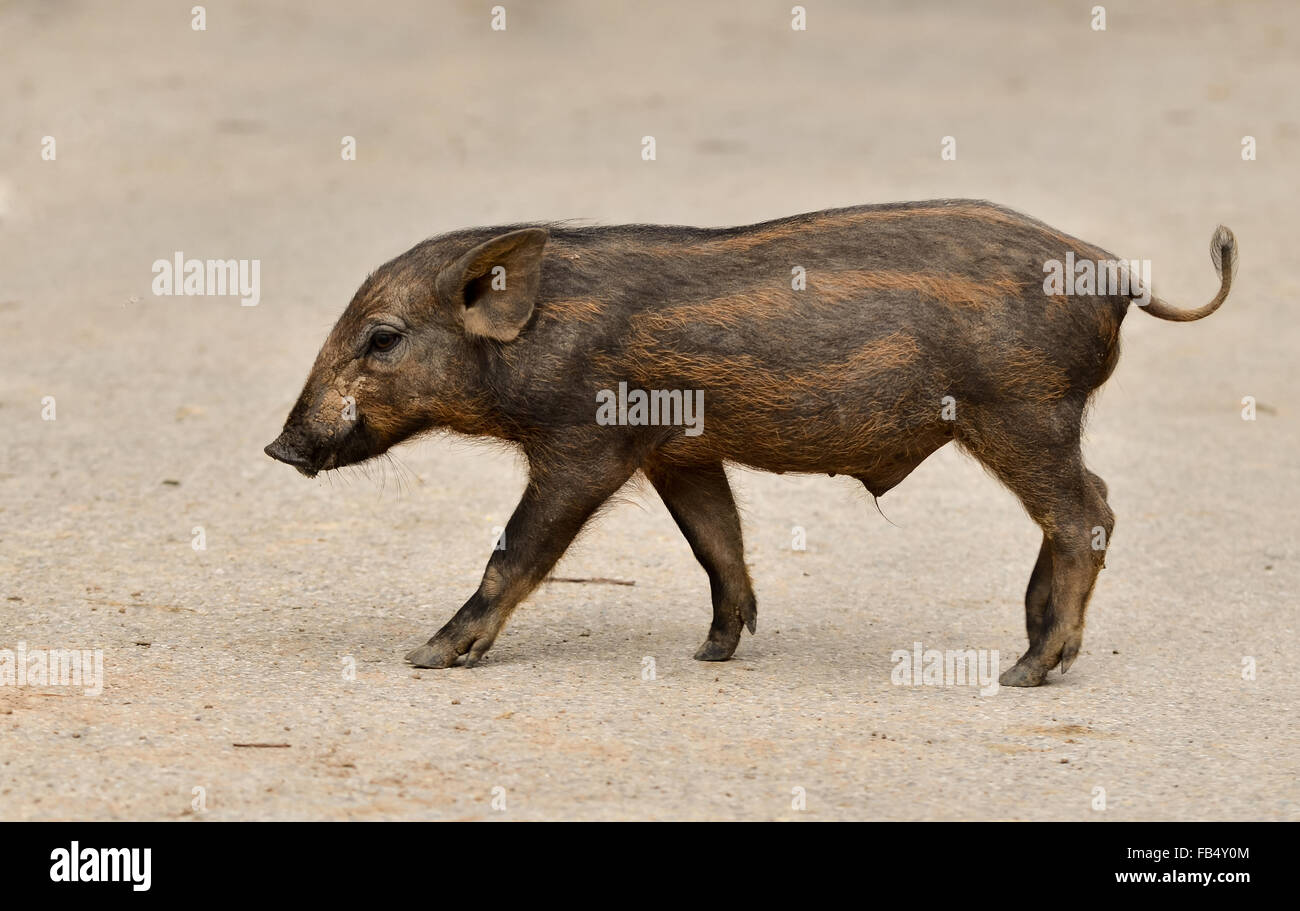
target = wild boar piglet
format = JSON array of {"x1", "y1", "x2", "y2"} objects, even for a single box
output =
[{"x1": 266, "y1": 199, "x2": 1236, "y2": 686}]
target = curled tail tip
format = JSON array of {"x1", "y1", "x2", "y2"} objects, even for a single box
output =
[
  {"x1": 1211, "y1": 224, "x2": 1238, "y2": 277},
  {"x1": 1141, "y1": 224, "x2": 1237, "y2": 322}
]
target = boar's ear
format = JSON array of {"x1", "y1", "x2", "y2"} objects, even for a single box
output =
[{"x1": 436, "y1": 227, "x2": 548, "y2": 342}]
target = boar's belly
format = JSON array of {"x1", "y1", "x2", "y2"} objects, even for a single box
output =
[{"x1": 653, "y1": 388, "x2": 953, "y2": 486}]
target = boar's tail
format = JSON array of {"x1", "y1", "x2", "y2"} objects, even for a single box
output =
[{"x1": 1140, "y1": 225, "x2": 1237, "y2": 322}]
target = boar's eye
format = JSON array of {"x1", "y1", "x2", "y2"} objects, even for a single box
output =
[{"x1": 368, "y1": 329, "x2": 400, "y2": 353}]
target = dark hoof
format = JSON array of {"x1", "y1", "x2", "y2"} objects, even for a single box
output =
[
  {"x1": 406, "y1": 620, "x2": 499, "y2": 669},
  {"x1": 999, "y1": 659, "x2": 1049, "y2": 687},
  {"x1": 693, "y1": 638, "x2": 738, "y2": 661},
  {"x1": 405, "y1": 641, "x2": 460, "y2": 669}
]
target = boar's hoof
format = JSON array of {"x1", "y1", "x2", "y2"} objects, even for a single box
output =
[
  {"x1": 407, "y1": 625, "x2": 498, "y2": 668},
  {"x1": 998, "y1": 659, "x2": 1049, "y2": 688},
  {"x1": 403, "y1": 639, "x2": 475, "y2": 670},
  {"x1": 693, "y1": 638, "x2": 738, "y2": 662},
  {"x1": 405, "y1": 642, "x2": 458, "y2": 669}
]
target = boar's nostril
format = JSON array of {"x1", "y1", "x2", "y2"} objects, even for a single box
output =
[{"x1": 264, "y1": 435, "x2": 311, "y2": 468}]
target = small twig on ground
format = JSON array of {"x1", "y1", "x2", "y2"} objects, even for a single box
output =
[
  {"x1": 545, "y1": 576, "x2": 636, "y2": 586},
  {"x1": 232, "y1": 743, "x2": 291, "y2": 749}
]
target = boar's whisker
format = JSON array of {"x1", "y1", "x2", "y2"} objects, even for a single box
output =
[
  {"x1": 381, "y1": 452, "x2": 418, "y2": 496},
  {"x1": 868, "y1": 493, "x2": 899, "y2": 528}
]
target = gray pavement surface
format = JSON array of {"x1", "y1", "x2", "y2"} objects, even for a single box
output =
[{"x1": 0, "y1": 0, "x2": 1296, "y2": 820}]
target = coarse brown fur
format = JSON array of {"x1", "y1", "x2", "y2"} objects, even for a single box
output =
[{"x1": 265, "y1": 199, "x2": 1237, "y2": 686}]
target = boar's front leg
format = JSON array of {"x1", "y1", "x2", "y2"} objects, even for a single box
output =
[
  {"x1": 406, "y1": 446, "x2": 638, "y2": 669},
  {"x1": 644, "y1": 460, "x2": 757, "y2": 661}
]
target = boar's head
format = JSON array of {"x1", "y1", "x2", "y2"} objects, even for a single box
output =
[{"x1": 264, "y1": 227, "x2": 547, "y2": 476}]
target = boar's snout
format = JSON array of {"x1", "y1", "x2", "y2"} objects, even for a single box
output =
[
  {"x1": 263, "y1": 431, "x2": 320, "y2": 478},
  {"x1": 265, "y1": 398, "x2": 381, "y2": 478}
]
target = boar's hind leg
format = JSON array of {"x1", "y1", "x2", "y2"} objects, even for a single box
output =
[
  {"x1": 999, "y1": 450, "x2": 1112, "y2": 687},
  {"x1": 960, "y1": 412, "x2": 1114, "y2": 687},
  {"x1": 645, "y1": 460, "x2": 757, "y2": 661},
  {"x1": 406, "y1": 449, "x2": 638, "y2": 669},
  {"x1": 1022, "y1": 470, "x2": 1110, "y2": 653},
  {"x1": 1023, "y1": 536, "x2": 1053, "y2": 647}
]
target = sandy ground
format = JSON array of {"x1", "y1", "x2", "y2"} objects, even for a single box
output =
[{"x1": 0, "y1": 0, "x2": 1296, "y2": 820}]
